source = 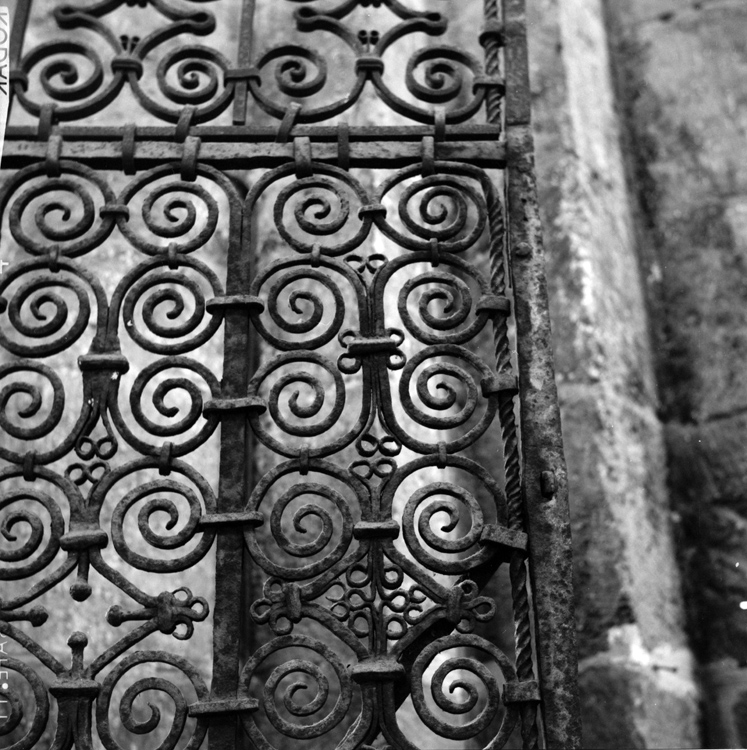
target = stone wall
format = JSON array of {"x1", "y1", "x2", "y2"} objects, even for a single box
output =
[
  {"x1": 602, "y1": 0, "x2": 747, "y2": 746},
  {"x1": 527, "y1": 0, "x2": 702, "y2": 746}
]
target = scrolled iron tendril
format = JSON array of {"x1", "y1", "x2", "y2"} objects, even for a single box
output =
[
  {"x1": 6, "y1": 163, "x2": 116, "y2": 257},
  {"x1": 409, "y1": 634, "x2": 519, "y2": 744},
  {"x1": 156, "y1": 46, "x2": 229, "y2": 106},
  {"x1": 0, "y1": 658, "x2": 50, "y2": 750},
  {"x1": 108, "y1": 473, "x2": 215, "y2": 573},
  {"x1": 258, "y1": 266, "x2": 349, "y2": 351},
  {"x1": 240, "y1": 634, "x2": 354, "y2": 742},
  {"x1": 272, "y1": 169, "x2": 373, "y2": 257},
  {"x1": 96, "y1": 651, "x2": 209, "y2": 750},
  {"x1": 0, "y1": 362, "x2": 65, "y2": 441},
  {"x1": 118, "y1": 257, "x2": 224, "y2": 354},
  {"x1": 401, "y1": 481, "x2": 487, "y2": 575},
  {"x1": 109, "y1": 356, "x2": 220, "y2": 456},
  {"x1": 0, "y1": 488, "x2": 65, "y2": 580},
  {"x1": 253, "y1": 481, "x2": 354, "y2": 582}
]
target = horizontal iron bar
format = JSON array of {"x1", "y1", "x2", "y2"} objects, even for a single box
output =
[
  {"x1": 0, "y1": 139, "x2": 506, "y2": 171},
  {"x1": 6, "y1": 123, "x2": 503, "y2": 143}
]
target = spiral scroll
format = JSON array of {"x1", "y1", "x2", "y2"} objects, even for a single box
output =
[
  {"x1": 0, "y1": 362, "x2": 65, "y2": 443},
  {"x1": 274, "y1": 171, "x2": 371, "y2": 257},
  {"x1": 249, "y1": 259, "x2": 361, "y2": 352},
  {"x1": 5, "y1": 163, "x2": 116, "y2": 258},
  {"x1": 395, "y1": 258, "x2": 493, "y2": 345},
  {"x1": 240, "y1": 634, "x2": 355, "y2": 745},
  {"x1": 96, "y1": 651, "x2": 209, "y2": 750},
  {"x1": 0, "y1": 487, "x2": 65, "y2": 580},
  {"x1": 118, "y1": 256, "x2": 224, "y2": 354},
  {"x1": 0, "y1": 659, "x2": 50, "y2": 750},
  {"x1": 391, "y1": 344, "x2": 498, "y2": 453},
  {"x1": 408, "y1": 635, "x2": 518, "y2": 745},
  {"x1": 246, "y1": 479, "x2": 355, "y2": 582},
  {"x1": 118, "y1": 178, "x2": 220, "y2": 257},
  {"x1": 98, "y1": 459, "x2": 216, "y2": 573}
]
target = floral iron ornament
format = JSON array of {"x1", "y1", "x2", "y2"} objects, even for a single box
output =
[{"x1": 0, "y1": 0, "x2": 579, "y2": 748}]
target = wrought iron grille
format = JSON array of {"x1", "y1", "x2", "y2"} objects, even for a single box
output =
[{"x1": 0, "y1": 0, "x2": 579, "y2": 748}]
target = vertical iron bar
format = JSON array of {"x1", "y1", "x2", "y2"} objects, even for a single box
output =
[
  {"x1": 8, "y1": 0, "x2": 31, "y2": 118},
  {"x1": 211, "y1": 3, "x2": 255, "y2": 744},
  {"x1": 482, "y1": 0, "x2": 539, "y2": 747},
  {"x1": 9, "y1": 0, "x2": 29, "y2": 68},
  {"x1": 208, "y1": 198, "x2": 251, "y2": 750},
  {"x1": 239, "y1": 199, "x2": 259, "y2": 750},
  {"x1": 503, "y1": 0, "x2": 582, "y2": 747},
  {"x1": 233, "y1": 0, "x2": 256, "y2": 125}
]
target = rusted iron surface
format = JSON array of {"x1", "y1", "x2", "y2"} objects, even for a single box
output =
[
  {"x1": 0, "y1": 0, "x2": 578, "y2": 748},
  {"x1": 504, "y1": 0, "x2": 581, "y2": 746}
]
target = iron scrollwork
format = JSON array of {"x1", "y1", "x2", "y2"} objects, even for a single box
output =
[{"x1": 0, "y1": 0, "x2": 578, "y2": 748}]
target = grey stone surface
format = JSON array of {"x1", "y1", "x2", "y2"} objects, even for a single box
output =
[
  {"x1": 603, "y1": 0, "x2": 747, "y2": 744},
  {"x1": 528, "y1": 0, "x2": 701, "y2": 745},
  {"x1": 580, "y1": 657, "x2": 700, "y2": 749}
]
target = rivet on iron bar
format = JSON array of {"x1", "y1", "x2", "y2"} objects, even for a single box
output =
[
  {"x1": 540, "y1": 470, "x2": 557, "y2": 499},
  {"x1": 181, "y1": 136, "x2": 201, "y2": 182},
  {"x1": 294, "y1": 136, "x2": 313, "y2": 179}
]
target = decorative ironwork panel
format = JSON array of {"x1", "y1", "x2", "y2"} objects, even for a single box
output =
[{"x1": 0, "y1": 1, "x2": 580, "y2": 749}]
